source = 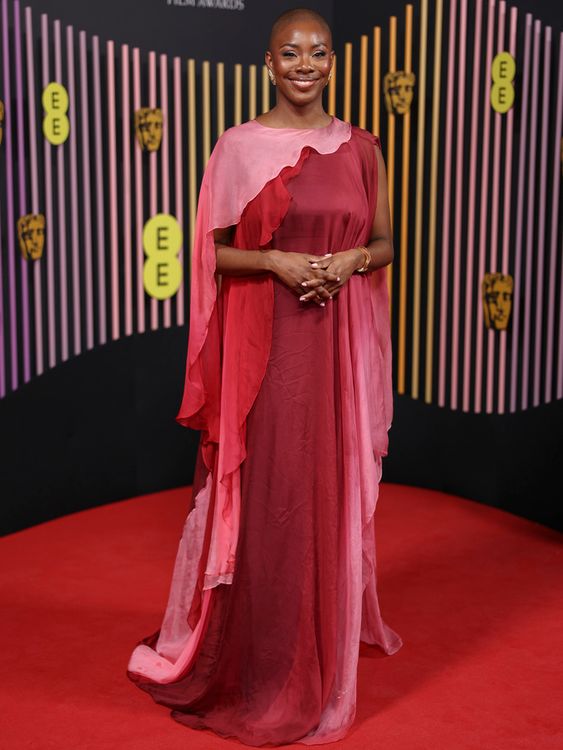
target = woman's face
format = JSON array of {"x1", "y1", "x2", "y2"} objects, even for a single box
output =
[{"x1": 266, "y1": 18, "x2": 334, "y2": 107}]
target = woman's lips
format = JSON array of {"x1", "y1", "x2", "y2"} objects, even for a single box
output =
[{"x1": 288, "y1": 78, "x2": 319, "y2": 91}]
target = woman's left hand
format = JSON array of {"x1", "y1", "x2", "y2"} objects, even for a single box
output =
[{"x1": 299, "y1": 248, "x2": 364, "y2": 302}]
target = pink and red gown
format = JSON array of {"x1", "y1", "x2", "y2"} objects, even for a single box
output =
[{"x1": 127, "y1": 118, "x2": 402, "y2": 746}]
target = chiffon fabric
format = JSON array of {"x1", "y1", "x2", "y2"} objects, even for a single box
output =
[{"x1": 127, "y1": 116, "x2": 403, "y2": 745}]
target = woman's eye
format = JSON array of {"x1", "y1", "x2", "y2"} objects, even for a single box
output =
[
  {"x1": 282, "y1": 51, "x2": 296, "y2": 57},
  {"x1": 314, "y1": 51, "x2": 327, "y2": 56}
]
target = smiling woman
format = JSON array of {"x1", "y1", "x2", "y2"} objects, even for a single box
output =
[{"x1": 127, "y1": 6, "x2": 401, "y2": 746}]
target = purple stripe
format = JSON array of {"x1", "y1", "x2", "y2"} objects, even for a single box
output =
[
  {"x1": 41, "y1": 14, "x2": 56, "y2": 368},
  {"x1": 92, "y1": 35, "x2": 107, "y2": 345},
  {"x1": 450, "y1": 0, "x2": 468, "y2": 410},
  {"x1": 149, "y1": 50, "x2": 158, "y2": 331},
  {"x1": 486, "y1": 1, "x2": 505, "y2": 414},
  {"x1": 66, "y1": 24, "x2": 81, "y2": 356},
  {"x1": 548, "y1": 34, "x2": 563, "y2": 400},
  {"x1": 509, "y1": 15, "x2": 532, "y2": 412},
  {"x1": 2, "y1": 0, "x2": 19, "y2": 389},
  {"x1": 106, "y1": 40, "x2": 120, "y2": 341},
  {"x1": 473, "y1": 0, "x2": 496, "y2": 413},
  {"x1": 533, "y1": 25, "x2": 551, "y2": 406},
  {"x1": 53, "y1": 19, "x2": 69, "y2": 362},
  {"x1": 25, "y1": 6, "x2": 44, "y2": 376},
  {"x1": 521, "y1": 20, "x2": 541, "y2": 410},
  {"x1": 174, "y1": 56, "x2": 185, "y2": 327},
  {"x1": 122, "y1": 44, "x2": 133, "y2": 336},
  {"x1": 133, "y1": 48, "x2": 145, "y2": 334},
  {"x1": 462, "y1": 0, "x2": 484, "y2": 412},
  {"x1": 497, "y1": 7, "x2": 518, "y2": 415},
  {"x1": 14, "y1": 0, "x2": 31, "y2": 382},
  {"x1": 161, "y1": 52, "x2": 171, "y2": 329},
  {"x1": 79, "y1": 31, "x2": 94, "y2": 350},
  {"x1": 438, "y1": 0, "x2": 458, "y2": 407}
]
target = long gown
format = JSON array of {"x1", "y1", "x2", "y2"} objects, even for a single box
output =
[{"x1": 127, "y1": 120, "x2": 403, "y2": 746}]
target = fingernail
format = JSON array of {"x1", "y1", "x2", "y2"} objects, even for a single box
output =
[
  {"x1": 301, "y1": 281, "x2": 308, "y2": 286},
  {"x1": 299, "y1": 295, "x2": 306, "y2": 301},
  {"x1": 336, "y1": 277, "x2": 341, "y2": 281},
  {"x1": 310, "y1": 263, "x2": 318, "y2": 268},
  {"x1": 320, "y1": 302, "x2": 325, "y2": 307}
]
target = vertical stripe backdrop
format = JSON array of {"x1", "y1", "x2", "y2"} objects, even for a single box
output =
[{"x1": 0, "y1": 0, "x2": 561, "y2": 414}]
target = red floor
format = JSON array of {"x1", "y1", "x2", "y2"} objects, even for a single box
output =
[{"x1": 1, "y1": 483, "x2": 561, "y2": 749}]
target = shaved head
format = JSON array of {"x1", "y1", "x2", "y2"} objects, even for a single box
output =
[{"x1": 268, "y1": 7, "x2": 332, "y2": 51}]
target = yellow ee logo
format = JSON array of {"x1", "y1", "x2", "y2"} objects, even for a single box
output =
[
  {"x1": 42, "y1": 82, "x2": 70, "y2": 144},
  {"x1": 142, "y1": 214, "x2": 183, "y2": 300},
  {"x1": 490, "y1": 52, "x2": 515, "y2": 113}
]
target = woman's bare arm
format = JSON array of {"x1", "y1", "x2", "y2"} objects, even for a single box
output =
[
  {"x1": 361, "y1": 144, "x2": 395, "y2": 271},
  {"x1": 214, "y1": 227, "x2": 277, "y2": 276}
]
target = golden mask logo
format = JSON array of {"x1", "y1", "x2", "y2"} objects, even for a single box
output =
[
  {"x1": 135, "y1": 108, "x2": 164, "y2": 152},
  {"x1": 142, "y1": 213, "x2": 183, "y2": 299},
  {"x1": 42, "y1": 82, "x2": 70, "y2": 145},
  {"x1": 490, "y1": 51, "x2": 515, "y2": 113},
  {"x1": 482, "y1": 272, "x2": 513, "y2": 330},
  {"x1": 384, "y1": 70, "x2": 416, "y2": 115},
  {"x1": 0, "y1": 99, "x2": 4, "y2": 146},
  {"x1": 17, "y1": 213, "x2": 46, "y2": 261}
]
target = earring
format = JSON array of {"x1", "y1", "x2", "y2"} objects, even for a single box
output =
[
  {"x1": 268, "y1": 68, "x2": 276, "y2": 86},
  {"x1": 328, "y1": 72, "x2": 333, "y2": 81}
]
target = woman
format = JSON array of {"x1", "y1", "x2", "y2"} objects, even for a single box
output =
[{"x1": 127, "y1": 7, "x2": 403, "y2": 745}]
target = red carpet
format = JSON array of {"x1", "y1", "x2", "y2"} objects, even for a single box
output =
[{"x1": 1, "y1": 484, "x2": 561, "y2": 749}]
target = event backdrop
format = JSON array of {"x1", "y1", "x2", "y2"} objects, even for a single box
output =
[{"x1": 1, "y1": 0, "x2": 562, "y2": 533}]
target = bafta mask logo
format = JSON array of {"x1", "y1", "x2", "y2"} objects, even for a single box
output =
[
  {"x1": 135, "y1": 107, "x2": 163, "y2": 152},
  {"x1": 17, "y1": 213, "x2": 46, "y2": 261},
  {"x1": 384, "y1": 70, "x2": 416, "y2": 115},
  {"x1": 482, "y1": 272, "x2": 513, "y2": 330},
  {"x1": 0, "y1": 99, "x2": 4, "y2": 146}
]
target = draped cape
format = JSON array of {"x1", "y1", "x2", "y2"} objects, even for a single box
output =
[{"x1": 127, "y1": 117, "x2": 400, "y2": 711}]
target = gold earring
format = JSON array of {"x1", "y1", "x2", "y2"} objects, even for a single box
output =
[{"x1": 268, "y1": 68, "x2": 276, "y2": 86}]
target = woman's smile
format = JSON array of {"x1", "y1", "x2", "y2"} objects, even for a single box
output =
[{"x1": 287, "y1": 78, "x2": 320, "y2": 91}]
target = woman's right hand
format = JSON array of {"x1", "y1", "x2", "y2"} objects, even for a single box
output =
[{"x1": 268, "y1": 250, "x2": 339, "y2": 306}]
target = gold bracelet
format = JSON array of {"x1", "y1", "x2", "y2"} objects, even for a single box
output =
[{"x1": 354, "y1": 245, "x2": 371, "y2": 273}]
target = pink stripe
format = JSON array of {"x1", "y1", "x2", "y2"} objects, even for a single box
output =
[
  {"x1": 174, "y1": 57, "x2": 185, "y2": 327},
  {"x1": 462, "y1": 0, "x2": 484, "y2": 412},
  {"x1": 79, "y1": 31, "x2": 94, "y2": 350},
  {"x1": 149, "y1": 51, "x2": 158, "y2": 330},
  {"x1": 13, "y1": 1, "x2": 31, "y2": 383},
  {"x1": 533, "y1": 26, "x2": 551, "y2": 406},
  {"x1": 438, "y1": 0, "x2": 458, "y2": 407},
  {"x1": 161, "y1": 53, "x2": 171, "y2": 328},
  {"x1": 122, "y1": 44, "x2": 133, "y2": 337},
  {"x1": 450, "y1": 0, "x2": 468, "y2": 410},
  {"x1": 25, "y1": 6, "x2": 43, "y2": 376},
  {"x1": 486, "y1": 1, "x2": 505, "y2": 414},
  {"x1": 107, "y1": 40, "x2": 120, "y2": 341},
  {"x1": 92, "y1": 36, "x2": 107, "y2": 345},
  {"x1": 133, "y1": 48, "x2": 145, "y2": 333},
  {"x1": 66, "y1": 24, "x2": 81, "y2": 356},
  {"x1": 41, "y1": 13, "x2": 56, "y2": 368},
  {"x1": 521, "y1": 21, "x2": 541, "y2": 410},
  {"x1": 54, "y1": 20, "x2": 69, "y2": 362},
  {"x1": 497, "y1": 8, "x2": 517, "y2": 415},
  {"x1": 548, "y1": 35, "x2": 563, "y2": 400},
  {"x1": 509, "y1": 15, "x2": 532, "y2": 412},
  {"x1": 2, "y1": 0, "x2": 19, "y2": 389},
  {"x1": 474, "y1": 0, "x2": 496, "y2": 413}
]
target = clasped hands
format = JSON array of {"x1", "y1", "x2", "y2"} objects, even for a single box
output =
[{"x1": 270, "y1": 248, "x2": 365, "y2": 307}]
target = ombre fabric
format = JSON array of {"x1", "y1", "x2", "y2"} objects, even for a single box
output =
[{"x1": 127, "y1": 117, "x2": 403, "y2": 745}]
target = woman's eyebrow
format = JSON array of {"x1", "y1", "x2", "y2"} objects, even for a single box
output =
[{"x1": 279, "y1": 42, "x2": 328, "y2": 49}]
